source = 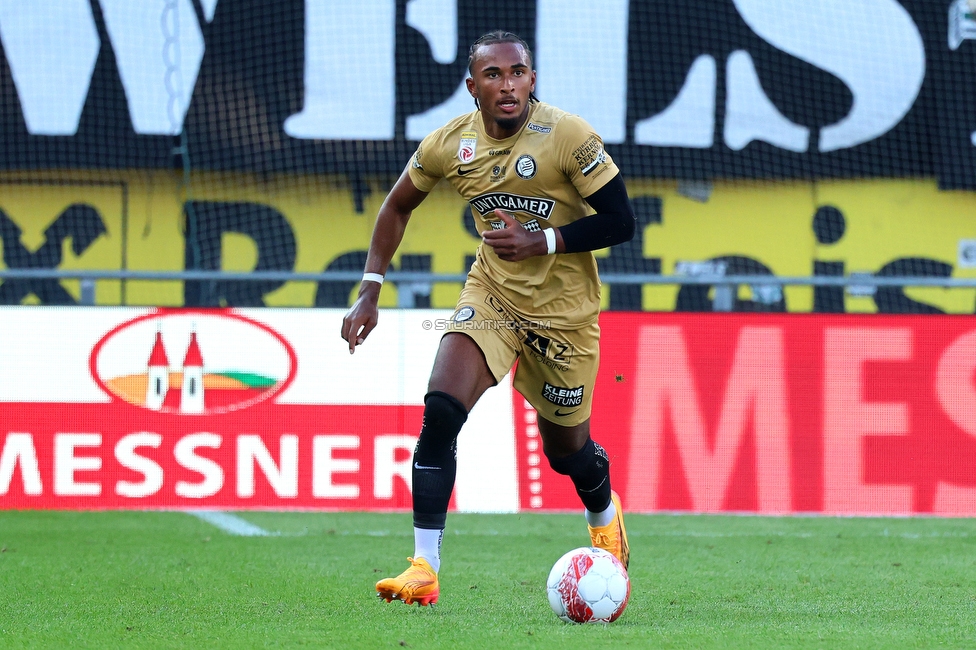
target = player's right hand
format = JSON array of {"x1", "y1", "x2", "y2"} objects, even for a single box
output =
[
  {"x1": 482, "y1": 209, "x2": 548, "y2": 261},
  {"x1": 341, "y1": 285, "x2": 381, "y2": 354}
]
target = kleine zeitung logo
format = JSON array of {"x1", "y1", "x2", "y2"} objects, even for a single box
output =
[{"x1": 90, "y1": 310, "x2": 297, "y2": 415}]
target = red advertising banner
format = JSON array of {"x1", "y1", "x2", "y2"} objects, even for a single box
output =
[
  {"x1": 0, "y1": 403, "x2": 421, "y2": 510},
  {"x1": 0, "y1": 308, "x2": 459, "y2": 511},
  {"x1": 516, "y1": 313, "x2": 976, "y2": 516},
  {"x1": 6, "y1": 309, "x2": 976, "y2": 516}
]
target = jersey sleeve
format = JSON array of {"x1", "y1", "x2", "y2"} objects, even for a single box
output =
[
  {"x1": 406, "y1": 129, "x2": 446, "y2": 193},
  {"x1": 554, "y1": 114, "x2": 619, "y2": 198}
]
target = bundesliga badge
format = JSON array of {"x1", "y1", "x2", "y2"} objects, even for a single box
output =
[{"x1": 458, "y1": 131, "x2": 478, "y2": 163}]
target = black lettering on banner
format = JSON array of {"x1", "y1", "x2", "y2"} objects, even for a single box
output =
[
  {"x1": 315, "y1": 250, "x2": 367, "y2": 307},
  {"x1": 812, "y1": 205, "x2": 848, "y2": 313},
  {"x1": 597, "y1": 196, "x2": 662, "y2": 311},
  {"x1": 392, "y1": 6, "x2": 535, "y2": 144},
  {"x1": 675, "y1": 255, "x2": 786, "y2": 312},
  {"x1": 813, "y1": 260, "x2": 846, "y2": 313},
  {"x1": 0, "y1": 204, "x2": 107, "y2": 305},
  {"x1": 316, "y1": 252, "x2": 433, "y2": 308},
  {"x1": 0, "y1": 2, "x2": 961, "y2": 186},
  {"x1": 874, "y1": 258, "x2": 952, "y2": 314},
  {"x1": 183, "y1": 201, "x2": 296, "y2": 307},
  {"x1": 542, "y1": 382, "x2": 584, "y2": 407}
]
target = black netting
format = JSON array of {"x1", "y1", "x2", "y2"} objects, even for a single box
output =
[{"x1": 0, "y1": 1, "x2": 973, "y2": 312}]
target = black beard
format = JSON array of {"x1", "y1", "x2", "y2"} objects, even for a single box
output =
[{"x1": 494, "y1": 115, "x2": 520, "y2": 131}]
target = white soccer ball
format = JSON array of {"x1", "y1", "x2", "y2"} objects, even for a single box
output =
[{"x1": 546, "y1": 547, "x2": 630, "y2": 624}]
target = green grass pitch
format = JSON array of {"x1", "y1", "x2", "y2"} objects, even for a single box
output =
[{"x1": 1, "y1": 510, "x2": 975, "y2": 648}]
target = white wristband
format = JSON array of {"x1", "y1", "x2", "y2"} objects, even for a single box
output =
[
  {"x1": 544, "y1": 228, "x2": 557, "y2": 255},
  {"x1": 362, "y1": 272, "x2": 385, "y2": 286}
]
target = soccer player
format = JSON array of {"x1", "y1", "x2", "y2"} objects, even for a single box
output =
[{"x1": 341, "y1": 30, "x2": 635, "y2": 606}]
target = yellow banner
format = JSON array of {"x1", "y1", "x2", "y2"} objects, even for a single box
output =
[{"x1": 0, "y1": 171, "x2": 973, "y2": 312}]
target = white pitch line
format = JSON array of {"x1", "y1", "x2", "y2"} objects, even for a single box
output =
[{"x1": 186, "y1": 510, "x2": 275, "y2": 537}]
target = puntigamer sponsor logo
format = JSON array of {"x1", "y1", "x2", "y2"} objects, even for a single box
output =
[
  {"x1": 470, "y1": 192, "x2": 555, "y2": 220},
  {"x1": 527, "y1": 123, "x2": 552, "y2": 134},
  {"x1": 542, "y1": 382, "x2": 584, "y2": 407}
]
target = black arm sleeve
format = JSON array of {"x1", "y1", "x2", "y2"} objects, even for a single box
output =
[{"x1": 558, "y1": 173, "x2": 636, "y2": 253}]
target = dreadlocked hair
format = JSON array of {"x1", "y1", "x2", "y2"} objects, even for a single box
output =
[{"x1": 467, "y1": 30, "x2": 540, "y2": 108}]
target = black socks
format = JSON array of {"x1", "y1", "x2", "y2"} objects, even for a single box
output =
[
  {"x1": 412, "y1": 391, "x2": 468, "y2": 530},
  {"x1": 546, "y1": 437, "x2": 612, "y2": 513}
]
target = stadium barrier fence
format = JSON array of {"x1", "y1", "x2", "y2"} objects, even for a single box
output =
[{"x1": 2, "y1": 270, "x2": 976, "y2": 313}]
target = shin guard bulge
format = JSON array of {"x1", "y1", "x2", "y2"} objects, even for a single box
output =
[{"x1": 412, "y1": 391, "x2": 468, "y2": 530}]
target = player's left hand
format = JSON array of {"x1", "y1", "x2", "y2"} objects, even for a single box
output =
[{"x1": 481, "y1": 209, "x2": 547, "y2": 261}]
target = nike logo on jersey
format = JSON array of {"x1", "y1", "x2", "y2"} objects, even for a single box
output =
[
  {"x1": 554, "y1": 408, "x2": 580, "y2": 417},
  {"x1": 457, "y1": 167, "x2": 479, "y2": 176},
  {"x1": 414, "y1": 462, "x2": 442, "y2": 471}
]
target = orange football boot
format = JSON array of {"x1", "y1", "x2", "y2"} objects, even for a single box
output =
[
  {"x1": 375, "y1": 557, "x2": 439, "y2": 606},
  {"x1": 588, "y1": 491, "x2": 630, "y2": 569}
]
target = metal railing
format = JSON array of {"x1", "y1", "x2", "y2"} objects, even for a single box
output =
[
  {"x1": 2, "y1": 269, "x2": 974, "y2": 286},
  {"x1": 1, "y1": 269, "x2": 972, "y2": 310}
]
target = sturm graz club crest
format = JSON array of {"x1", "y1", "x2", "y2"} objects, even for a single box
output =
[
  {"x1": 515, "y1": 154, "x2": 536, "y2": 179},
  {"x1": 453, "y1": 306, "x2": 475, "y2": 322}
]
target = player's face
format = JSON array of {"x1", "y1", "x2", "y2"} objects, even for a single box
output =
[{"x1": 466, "y1": 42, "x2": 536, "y2": 139}]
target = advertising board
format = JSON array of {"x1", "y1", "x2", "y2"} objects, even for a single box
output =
[
  {"x1": 0, "y1": 308, "x2": 517, "y2": 512},
  {"x1": 4, "y1": 308, "x2": 976, "y2": 516}
]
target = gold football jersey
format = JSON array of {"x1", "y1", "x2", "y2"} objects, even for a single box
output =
[{"x1": 407, "y1": 101, "x2": 619, "y2": 328}]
